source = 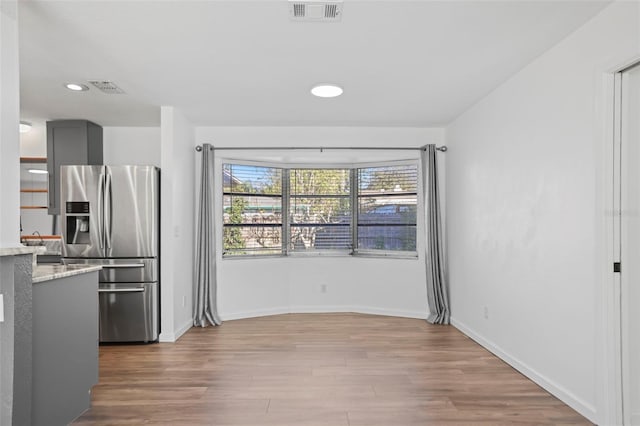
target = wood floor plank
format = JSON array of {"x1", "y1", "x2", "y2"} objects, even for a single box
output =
[{"x1": 74, "y1": 313, "x2": 592, "y2": 425}]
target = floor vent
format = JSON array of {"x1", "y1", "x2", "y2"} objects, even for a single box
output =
[
  {"x1": 289, "y1": 1, "x2": 343, "y2": 22},
  {"x1": 88, "y1": 80, "x2": 125, "y2": 94}
]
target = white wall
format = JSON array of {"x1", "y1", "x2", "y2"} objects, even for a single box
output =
[
  {"x1": 445, "y1": 2, "x2": 639, "y2": 424},
  {"x1": 103, "y1": 127, "x2": 161, "y2": 166},
  {"x1": 18, "y1": 124, "x2": 162, "y2": 164},
  {"x1": 0, "y1": 1, "x2": 20, "y2": 247},
  {"x1": 19, "y1": 119, "x2": 46, "y2": 158},
  {"x1": 19, "y1": 121, "x2": 52, "y2": 236},
  {"x1": 0, "y1": 2, "x2": 20, "y2": 423},
  {"x1": 159, "y1": 107, "x2": 195, "y2": 342},
  {"x1": 195, "y1": 126, "x2": 443, "y2": 320}
]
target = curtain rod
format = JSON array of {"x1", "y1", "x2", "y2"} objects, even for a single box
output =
[{"x1": 195, "y1": 145, "x2": 447, "y2": 152}]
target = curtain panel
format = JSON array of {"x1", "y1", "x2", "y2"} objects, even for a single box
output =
[
  {"x1": 422, "y1": 145, "x2": 450, "y2": 324},
  {"x1": 194, "y1": 143, "x2": 222, "y2": 327}
]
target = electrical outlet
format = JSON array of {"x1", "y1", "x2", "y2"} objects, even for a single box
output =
[
  {"x1": 321, "y1": 284, "x2": 327, "y2": 293},
  {"x1": 0, "y1": 294, "x2": 4, "y2": 323},
  {"x1": 483, "y1": 306, "x2": 489, "y2": 320},
  {"x1": 182, "y1": 296, "x2": 186, "y2": 307}
]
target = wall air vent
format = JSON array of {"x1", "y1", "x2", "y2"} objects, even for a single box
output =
[
  {"x1": 289, "y1": 1, "x2": 343, "y2": 22},
  {"x1": 87, "y1": 80, "x2": 125, "y2": 94}
]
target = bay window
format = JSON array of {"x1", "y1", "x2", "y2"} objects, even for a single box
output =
[{"x1": 222, "y1": 161, "x2": 418, "y2": 258}]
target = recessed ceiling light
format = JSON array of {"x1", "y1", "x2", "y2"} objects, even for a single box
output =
[
  {"x1": 19, "y1": 121, "x2": 32, "y2": 133},
  {"x1": 28, "y1": 169, "x2": 48, "y2": 175},
  {"x1": 65, "y1": 83, "x2": 89, "y2": 92},
  {"x1": 311, "y1": 84, "x2": 343, "y2": 98}
]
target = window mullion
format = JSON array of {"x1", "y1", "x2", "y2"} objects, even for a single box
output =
[
  {"x1": 351, "y1": 168, "x2": 358, "y2": 255},
  {"x1": 282, "y1": 168, "x2": 290, "y2": 256}
]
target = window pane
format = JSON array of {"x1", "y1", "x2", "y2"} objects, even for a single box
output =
[
  {"x1": 223, "y1": 195, "x2": 282, "y2": 224},
  {"x1": 223, "y1": 163, "x2": 283, "y2": 256},
  {"x1": 223, "y1": 226, "x2": 282, "y2": 256},
  {"x1": 358, "y1": 165, "x2": 417, "y2": 194},
  {"x1": 290, "y1": 195, "x2": 351, "y2": 252},
  {"x1": 357, "y1": 165, "x2": 418, "y2": 252},
  {"x1": 358, "y1": 198, "x2": 417, "y2": 225},
  {"x1": 290, "y1": 169, "x2": 350, "y2": 196},
  {"x1": 223, "y1": 164, "x2": 282, "y2": 195},
  {"x1": 291, "y1": 224, "x2": 351, "y2": 251},
  {"x1": 289, "y1": 169, "x2": 351, "y2": 252},
  {"x1": 358, "y1": 225, "x2": 417, "y2": 251}
]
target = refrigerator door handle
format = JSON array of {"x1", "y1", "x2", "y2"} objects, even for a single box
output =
[
  {"x1": 102, "y1": 263, "x2": 145, "y2": 269},
  {"x1": 98, "y1": 288, "x2": 145, "y2": 294},
  {"x1": 98, "y1": 172, "x2": 105, "y2": 249},
  {"x1": 105, "y1": 173, "x2": 113, "y2": 249}
]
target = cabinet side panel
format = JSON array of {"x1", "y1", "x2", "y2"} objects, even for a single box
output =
[
  {"x1": 46, "y1": 122, "x2": 89, "y2": 215},
  {"x1": 87, "y1": 122, "x2": 103, "y2": 165},
  {"x1": 31, "y1": 271, "x2": 98, "y2": 426},
  {"x1": 46, "y1": 122, "x2": 55, "y2": 214}
]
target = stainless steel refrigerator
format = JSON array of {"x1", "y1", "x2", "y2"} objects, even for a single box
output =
[{"x1": 60, "y1": 165, "x2": 160, "y2": 343}]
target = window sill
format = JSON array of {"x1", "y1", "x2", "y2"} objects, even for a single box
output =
[
  {"x1": 353, "y1": 251, "x2": 419, "y2": 260},
  {"x1": 221, "y1": 251, "x2": 419, "y2": 260}
]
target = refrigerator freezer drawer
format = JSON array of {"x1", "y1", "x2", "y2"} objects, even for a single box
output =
[
  {"x1": 98, "y1": 282, "x2": 158, "y2": 343},
  {"x1": 64, "y1": 258, "x2": 157, "y2": 283}
]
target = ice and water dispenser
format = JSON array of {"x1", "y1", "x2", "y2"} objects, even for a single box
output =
[{"x1": 66, "y1": 202, "x2": 90, "y2": 244}]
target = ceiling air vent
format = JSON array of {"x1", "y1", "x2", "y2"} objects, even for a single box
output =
[
  {"x1": 88, "y1": 80, "x2": 125, "y2": 94},
  {"x1": 289, "y1": 1, "x2": 343, "y2": 22}
]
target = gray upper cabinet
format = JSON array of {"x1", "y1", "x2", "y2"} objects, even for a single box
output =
[{"x1": 47, "y1": 120, "x2": 103, "y2": 215}]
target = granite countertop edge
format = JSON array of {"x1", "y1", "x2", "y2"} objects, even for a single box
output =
[
  {"x1": 0, "y1": 246, "x2": 42, "y2": 256},
  {"x1": 32, "y1": 264, "x2": 102, "y2": 284}
]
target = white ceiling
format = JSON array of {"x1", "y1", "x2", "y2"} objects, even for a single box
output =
[{"x1": 18, "y1": 0, "x2": 610, "y2": 128}]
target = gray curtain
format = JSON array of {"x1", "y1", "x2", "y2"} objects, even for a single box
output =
[
  {"x1": 422, "y1": 145, "x2": 450, "y2": 324},
  {"x1": 194, "y1": 143, "x2": 222, "y2": 327}
]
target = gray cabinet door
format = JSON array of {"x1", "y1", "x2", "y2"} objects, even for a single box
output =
[{"x1": 47, "y1": 120, "x2": 103, "y2": 215}]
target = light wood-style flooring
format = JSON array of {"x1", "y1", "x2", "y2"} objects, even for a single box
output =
[{"x1": 74, "y1": 313, "x2": 591, "y2": 425}]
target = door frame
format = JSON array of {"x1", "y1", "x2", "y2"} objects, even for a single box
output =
[{"x1": 603, "y1": 57, "x2": 640, "y2": 426}]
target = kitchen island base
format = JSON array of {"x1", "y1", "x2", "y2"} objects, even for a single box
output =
[{"x1": 32, "y1": 265, "x2": 100, "y2": 426}]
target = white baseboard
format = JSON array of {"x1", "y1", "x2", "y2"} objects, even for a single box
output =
[
  {"x1": 221, "y1": 307, "x2": 290, "y2": 321},
  {"x1": 174, "y1": 318, "x2": 193, "y2": 340},
  {"x1": 450, "y1": 317, "x2": 597, "y2": 424},
  {"x1": 158, "y1": 318, "x2": 194, "y2": 342},
  {"x1": 291, "y1": 305, "x2": 428, "y2": 320},
  {"x1": 221, "y1": 305, "x2": 428, "y2": 321},
  {"x1": 158, "y1": 332, "x2": 175, "y2": 342}
]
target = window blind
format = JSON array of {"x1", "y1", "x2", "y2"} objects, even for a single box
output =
[
  {"x1": 222, "y1": 164, "x2": 283, "y2": 256},
  {"x1": 289, "y1": 169, "x2": 351, "y2": 252},
  {"x1": 357, "y1": 165, "x2": 418, "y2": 252}
]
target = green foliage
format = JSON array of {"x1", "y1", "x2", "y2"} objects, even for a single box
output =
[
  {"x1": 223, "y1": 197, "x2": 246, "y2": 252},
  {"x1": 361, "y1": 165, "x2": 418, "y2": 193},
  {"x1": 364, "y1": 169, "x2": 397, "y2": 192},
  {"x1": 290, "y1": 169, "x2": 350, "y2": 223},
  {"x1": 262, "y1": 168, "x2": 282, "y2": 194}
]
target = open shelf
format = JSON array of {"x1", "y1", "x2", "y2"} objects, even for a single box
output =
[
  {"x1": 21, "y1": 206, "x2": 48, "y2": 209},
  {"x1": 20, "y1": 157, "x2": 47, "y2": 164},
  {"x1": 21, "y1": 235, "x2": 61, "y2": 240},
  {"x1": 21, "y1": 189, "x2": 48, "y2": 193}
]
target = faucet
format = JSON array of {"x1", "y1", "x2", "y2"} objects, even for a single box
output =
[{"x1": 32, "y1": 231, "x2": 44, "y2": 245}]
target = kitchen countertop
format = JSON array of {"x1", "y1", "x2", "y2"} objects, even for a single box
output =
[
  {"x1": 32, "y1": 264, "x2": 102, "y2": 284},
  {"x1": 0, "y1": 246, "x2": 41, "y2": 256}
]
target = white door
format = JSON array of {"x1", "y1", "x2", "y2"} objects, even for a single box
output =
[{"x1": 620, "y1": 62, "x2": 640, "y2": 425}]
